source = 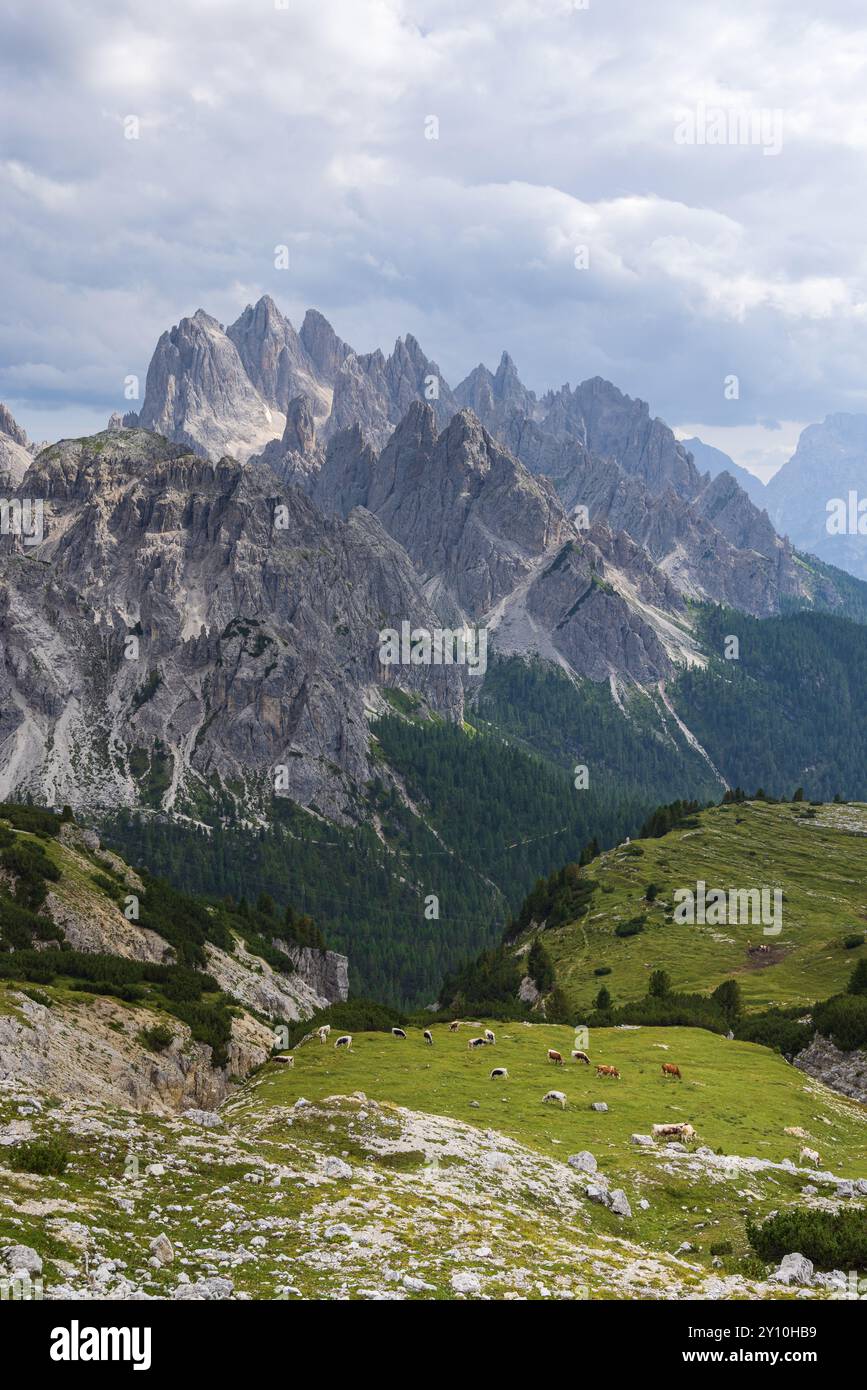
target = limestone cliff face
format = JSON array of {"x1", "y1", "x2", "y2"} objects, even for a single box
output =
[
  {"x1": 0, "y1": 989, "x2": 271, "y2": 1114},
  {"x1": 311, "y1": 402, "x2": 683, "y2": 679},
  {"x1": 0, "y1": 428, "x2": 463, "y2": 820}
]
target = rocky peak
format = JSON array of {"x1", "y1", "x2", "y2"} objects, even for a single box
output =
[
  {"x1": 0, "y1": 403, "x2": 30, "y2": 448},
  {"x1": 226, "y1": 295, "x2": 324, "y2": 418},
  {"x1": 299, "y1": 309, "x2": 354, "y2": 382},
  {"x1": 139, "y1": 310, "x2": 283, "y2": 463},
  {"x1": 0, "y1": 403, "x2": 35, "y2": 484},
  {"x1": 454, "y1": 353, "x2": 536, "y2": 433}
]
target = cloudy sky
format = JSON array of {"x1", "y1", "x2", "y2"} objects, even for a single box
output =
[{"x1": 2, "y1": 0, "x2": 867, "y2": 478}]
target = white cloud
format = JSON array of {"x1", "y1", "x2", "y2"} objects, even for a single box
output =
[{"x1": 2, "y1": 0, "x2": 867, "y2": 450}]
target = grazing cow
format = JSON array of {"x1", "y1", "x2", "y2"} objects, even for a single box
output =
[
  {"x1": 273, "y1": 1054, "x2": 294, "y2": 1067},
  {"x1": 392, "y1": 1027, "x2": 407, "y2": 1039},
  {"x1": 652, "y1": 1122, "x2": 695, "y2": 1141},
  {"x1": 542, "y1": 1090, "x2": 567, "y2": 1109},
  {"x1": 484, "y1": 1029, "x2": 496, "y2": 1044},
  {"x1": 661, "y1": 1062, "x2": 682, "y2": 1080},
  {"x1": 547, "y1": 1049, "x2": 564, "y2": 1065},
  {"x1": 596, "y1": 1064, "x2": 620, "y2": 1079},
  {"x1": 468, "y1": 1036, "x2": 487, "y2": 1049},
  {"x1": 334, "y1": 1034, "x2": 353, "y2": 1050},
  {"x1": 799, "y1": 1146, "x2": 821, "y2": 1168},
  {"x1": 571, "y1": 1050, "x2": 590, "y2": 1065},
  {"x1": 423, "y1": 1030, "x2": 433, "y2": 1045},
  {"x1": 449, "y1": 1021, "x2": 460, "y2": 1032},
  {"x1": 490, "y1": 1067, "x2": 509, "y2": 1080},
  {"x1": 317, "y1": 1025, "x2": 331, "y2": 1043}
]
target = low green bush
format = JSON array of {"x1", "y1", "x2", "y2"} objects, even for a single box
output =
[
  {"x1": 9, "y1": 1134, "x2": 70, "y2": 1176},
  {"x1": 747, "y1": 1209, "x2": 867, "y2": 1271}
]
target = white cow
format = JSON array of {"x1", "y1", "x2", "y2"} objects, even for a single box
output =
[{"x1": 542, "y1": 1090, "x2": 567, "y2": 1110}]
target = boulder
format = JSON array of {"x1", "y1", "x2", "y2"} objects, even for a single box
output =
[
  {"x1": 609, "y1": 1189, "x2": 632, "y2": 1218},
  {"x1": 450, "y1": 1270, "x2": 481, "y2": 1296},
  {"x1": 322, "y1": 1156, "x2": 352, "y2": 1180},
  {"x1": 772, "y1": 1253, "x2": 814, "y2": 1286},
  {"x1": 1, "y1": 1244, "x2": 42, "y2": 1277},
  {"x1": 148, "y1": 1234, "x2": 173, "y2": 1266},
  {"x1": 567, "y1": 1151, "x2": 598, "y2": 1174}
]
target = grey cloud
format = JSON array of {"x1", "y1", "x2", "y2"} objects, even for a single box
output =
[{"x1": 2, "y1": 0, "x2": 867, "y2": 472}]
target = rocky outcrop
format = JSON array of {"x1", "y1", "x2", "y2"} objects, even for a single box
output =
[
  {"x1": 252, "y1": 394, "x2": 325, "y2": 490},
  {"x1": 274, "y1": 941, "x2": 349, "y2": 1003},
  {"x1": 204, "y1": 937, "x2": 344, "y2": 1022},
  {"x1": 794, "y1": 1033, "x2": 867, "y2": 1102},
  {"x1": 0, "y1": 989, "x2": 271, "y2": 1113},
  {"x1": 317, "y1": 402, "x2": 569, "y2": 614}
]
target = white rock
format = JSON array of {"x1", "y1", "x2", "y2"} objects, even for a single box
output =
[
  {"x1": 403, "y1": 1274, "x2": 436, "y2": 1292},
  {"x1": 631, "y1": 1134, "x2": 655, "y2": 1147},
  {"x1": 182, "y1": 1109, "x2": 221, "y2": 1128},
  {"x1": 567, "y1": 1151, "x2": 597, "y2": 1173},
  {"x1": 2, "y1": 1244, "x2": 42, "y2": 1277},
  {"x1": 323, "y1": 1157, "x2": 352, "y2": 1180},
  {"x1": 609, "y1": 1189, "x2": 632, "y2": 1217},
  {"x1": 772, "y1": 1253, "x2": 814, "y2": 1286},
  {"x1": 149, "y1": 1234, "x2": 173, "y2": 1266},
  {"x1": 450, "y1": 1270, "x2": 481, "y2": 1295}
]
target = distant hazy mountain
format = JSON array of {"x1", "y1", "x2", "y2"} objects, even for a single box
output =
[
  {"x1": 680, "y1": 435, "x2": 768, "y2": 508},
  {"x1": 765, "y1": 414, "x2": 867, "y2": 580}
]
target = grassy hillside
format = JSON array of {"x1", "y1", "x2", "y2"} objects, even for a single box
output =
[
  {"x1": 3, "y1": 1020, "x2": 865, "y2": 1300},
  {"x1": 529, "y1": 800, "x2": 867, "y2": 1015}
]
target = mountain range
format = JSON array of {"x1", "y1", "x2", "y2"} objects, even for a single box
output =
[{"x1": 4, "y1": 297, "x2": 867, "y2": 1002}]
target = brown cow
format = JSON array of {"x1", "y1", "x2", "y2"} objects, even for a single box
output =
[
  {"x1": 547, "y1": 1049, "x2": 564, "y2": 1065},
  {"x1": 571, "y1": 1050, "x2": 590, "y2": 1065},
  {"x1": 449, "y1": 1021, "x2": 460, "y2": 1032},
  {"x1": 595, "y1": 1064, "x2": 620, "y2": 1079},
  {"x1": 661, "y1": 1063, "x2": 682, "y2": 1080}
]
